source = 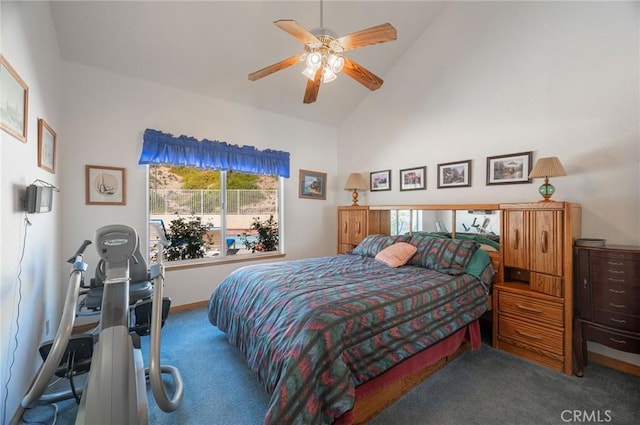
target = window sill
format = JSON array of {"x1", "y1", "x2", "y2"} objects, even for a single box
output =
[{"x1": 164, "y1": 252, "x2": 286, "y2": 271}]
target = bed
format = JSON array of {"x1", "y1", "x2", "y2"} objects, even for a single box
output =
[{"x1": 208, "y1": 234, "x2": 497, "y2": 424}]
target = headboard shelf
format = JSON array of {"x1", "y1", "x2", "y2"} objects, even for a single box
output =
[{"x1": 369, "y1": 203, "x2": 500, "y2": 211}]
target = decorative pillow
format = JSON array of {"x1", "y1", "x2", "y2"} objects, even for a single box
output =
[
  {"x1": 408, "y1": 236, "x2": 479, "y2": 275},
  {"x1": 351, "y1": 234, "x2": 411, "y2": 257},
  {"x1": 375, "y1": 242, "x2": 418, "y2": 268}
]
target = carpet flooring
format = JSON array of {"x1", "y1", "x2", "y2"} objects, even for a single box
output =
[{"x1": 20, "y1": 307, "x2": 640, "y2": 425}]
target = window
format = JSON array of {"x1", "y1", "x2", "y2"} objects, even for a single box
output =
[
  {"x1": 149, "y1": 165, "x2": 282, "y2": 262},
  {"x1": 139, "y1": 128, "x2": 289, "y2": 264}
]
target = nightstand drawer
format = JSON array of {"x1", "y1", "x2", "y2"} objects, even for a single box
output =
[
  {"x1": 584, "y1": 324, "x2": 640, "y2": 354},
  {"x1": 497, "y1": 291, "x2": 563, "y2": 327},
  {"x1": 593, "y1": 309, "x2": 640, "y2": 333},
  {"x1": 498, "y1": 316, "x2": 563, "y2": 356}
]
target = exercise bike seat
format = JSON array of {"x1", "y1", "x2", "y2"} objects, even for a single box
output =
[{"x1": 83, "y1": 240, "x2": 153, "y2": 311}]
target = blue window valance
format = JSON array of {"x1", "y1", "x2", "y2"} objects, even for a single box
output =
[{"x1": 138, "y1": 128, "x2": 290, "y2": 178}]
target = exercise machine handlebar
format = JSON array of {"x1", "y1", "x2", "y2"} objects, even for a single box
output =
[
  {"x1": 15, "y1": 241, "x2": 92, "y2": 419},
  {"x1": 67, "y1": 239, "x2": 93, "y2": 264},
  {"x1": 148, "y1": 223, "x2": 184, "y2": 412}
]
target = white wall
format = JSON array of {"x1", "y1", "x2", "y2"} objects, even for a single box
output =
[
  {"x1": 1, "y1": 1, "x2": 63, "y2": 422},
  {"x1": 339, "y1": 1, "x2": 639, "y2": 247},
  {"x1": 2, "y1": 2, "x2": 338, "y2": 419},
  {"x1": 338, "y1": 0, "x2": 640, "y2": 366},
  {"x1": 59, "y1": 62, "x2": 338, "y2": 308}
]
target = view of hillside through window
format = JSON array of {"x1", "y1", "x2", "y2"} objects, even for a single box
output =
[{"x1": 149, "y1": 165, "x2": 279, "y2": 261}]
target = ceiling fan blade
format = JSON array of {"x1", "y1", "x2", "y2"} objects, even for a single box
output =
[
  {"x1": 274, "y1": 20, "x2": 321, "y2": 47},
  {"x1": 248, "y1": 55, "x2": 300, "y2": 81},
  {"x1": 336, "y1": 23, "x2": 397, "y2": 52},
  {"x1": 342, "y1": 56, "x2": 383, "y2": 91},
  {"x1": 303, "y1": 68, "x2": 322, "y2": 104}
]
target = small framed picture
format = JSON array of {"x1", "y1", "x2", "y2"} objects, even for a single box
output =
[
  {"x1": 0, "y1": 55, "x2": 29, "y2": 143},
  {"x1": 370, "y1": 169, "x2": 391, "y2": 192},
  {"x1": 437, "y1": 160, "x2": 471, "y2": 188},
  {"x1": 486, "y1": 151, "x2": 532, "y2": 185},
  {"x1": 37, "y1": 119, "x2": 56, "y2": 173},
  {"x1": 399, "y1": 166, "x2": 426, "y2": 191},
  {"x1": 86, "y1": 165, "x2": 127, "y2": 205},
  {"x1": 299, "y1": 169, "x2": 327, "y2": 200}
]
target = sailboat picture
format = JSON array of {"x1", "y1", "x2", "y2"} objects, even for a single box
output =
[{"x1": 86, "y1": 165, "x2": 127, "y2": 205}]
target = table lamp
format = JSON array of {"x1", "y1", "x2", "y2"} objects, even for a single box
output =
[
  {"x1": 528, "y1": 156, "x2": 567, "y2": 201},
  {"x1": 344, "y1": 173, "x2": 368, "y2": 206}
]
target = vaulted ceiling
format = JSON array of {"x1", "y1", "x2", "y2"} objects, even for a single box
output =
[{"x1": 50, "y1": 1, "x2": 447, "y2": 127}]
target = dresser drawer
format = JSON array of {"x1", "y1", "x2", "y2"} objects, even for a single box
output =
[
  {"x1": 593, "y1": 285, "x2": 640, "y2": 316},
  {"x1": 592, "y1": 269, "x2": 639, "y2": 287},
  {"x1": 592, "y1": 254, "x2": 639, "y2": 278},
  {"x1": 593, "y1": 308, "x2": 640, "y2": 333},
  {"x1": 584, "y1": 324, "x2": 640, "y2": 354},
  {"x1": 498, "y1": 315, "x2": 563, "y2": 356},
  {"x1": 592, "y1": 250, "x2": 640, "y2": 262},
  {"x1": 497, "y1": 291, "x2": 563, "y2": 327}
]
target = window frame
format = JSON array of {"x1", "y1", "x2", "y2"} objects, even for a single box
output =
[{"x1": 146, "y1": 166, "x2": 285, "y2": 267}]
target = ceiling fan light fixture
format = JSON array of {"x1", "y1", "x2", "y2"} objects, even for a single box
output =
[
  {"x1": 327, "y1": 54, "x2": 344, "y2": 74},
  {"x1": 305, "y1": 51, "x2": 322, "y2": 68},
  {"x1": 302, "y1": 66, "x2": 318, "y2": 81},
  {"x1": 321, "y1": 67, "x2": 337, "y2": 83}
]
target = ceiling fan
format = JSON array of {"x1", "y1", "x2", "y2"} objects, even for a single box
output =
[{"x1": 248, "y1": 2, "x2": 397, "y2": 104}]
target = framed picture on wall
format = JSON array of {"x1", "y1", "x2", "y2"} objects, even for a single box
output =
[
  {"x1": 370, "y1": 169, "x2": 391, "y2": 192},
  {"x1": 299, "y1": 169, "x2": 327, "y2": 200},
  {"x1": 86, "y1": 165, "x2": 127, "y2": 205},
  {"x1": 37, "y1": 119, "x2": 56, "y2": 173},
  {"x1": 0, "y1": 55, "x2": 29, "y2": 143},
  {"x1": 437, "y1": 160, "x2": 471, "y2": 188},
  {"x1": 486, "y1": 151, "x2": 532, "y2": 185},
  {"x1": 399, "y1": 166, "x2": 426, "y2": 191}
]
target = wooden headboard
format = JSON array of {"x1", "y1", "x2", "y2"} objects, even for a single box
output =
[{"x1": 369, "y1": 203, "x2": 503, "y2": 308}]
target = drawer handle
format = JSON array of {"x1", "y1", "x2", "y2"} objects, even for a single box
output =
[
  {"x1": 610, "y1": 317, "x2": 627, "y2": 324},
  {"x1": 357, "y1": 222, "x2": 361, "y2": 234},
  {"x1": 608, "y1": 288, "x2": 626, "y2": 295},
  {"x1": 608, "y1": 270, "x2": 625, "y2": 274},
  {"x1": 513, "y1": 229, "x2": 519, "y2": 250},
  {"x1": 608, "y1": 303, "x2": 626, "y2": 309},
  {"x1": 607, "y1": 261, "x2": 624, "y2": 266},
  {"x1": 609, "y1": 337, "x2": 627, "y2": 345},
  {"x1": 607, "y1": 277, "x2": 625, "y2": 283},
  {"x1": 516, "y1": 329, "x2": 544, "y2": 341},
  {"x1": 516, "y1": 304, "x2": 543, "y2": 314},
  {"x1": 343, "y1": 222, "x2": 347, "y2": 234}
]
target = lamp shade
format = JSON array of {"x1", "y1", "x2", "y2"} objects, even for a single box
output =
[
  {"x1": 528, "y1": 157, "x2": 567, "y2": 179},
  {"x1": 344, "y1": 173, "x2": 368, "y2": 191}
]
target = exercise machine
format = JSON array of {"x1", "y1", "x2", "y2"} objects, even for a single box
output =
[{"x1": 11, "y1": 224, "x2": 183, "y2": 424}]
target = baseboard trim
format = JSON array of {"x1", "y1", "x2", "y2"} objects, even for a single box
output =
[
  {"x1": 71, "y1": 300, "x2": 209, "y2": 334},
  {"x1": 169, "y1": 300, "x2": 209, "y2": 313},
  {"x1": 588, "y1": 351, "x2": 640, "y2": 377}
]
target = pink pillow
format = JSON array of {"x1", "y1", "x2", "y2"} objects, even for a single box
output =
[{"x1": 375, "y1": 242, "x2": 418, "y2": 268}]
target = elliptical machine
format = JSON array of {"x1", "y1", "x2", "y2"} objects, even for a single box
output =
[{"x1": 11, "y1": 224, "x2": 183, "y2": 425}]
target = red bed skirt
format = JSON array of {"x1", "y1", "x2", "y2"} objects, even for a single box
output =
[{"x1": 334, "y1": 320, "x2": 482, "y2": 425}]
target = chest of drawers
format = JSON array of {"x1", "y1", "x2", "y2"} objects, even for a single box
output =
[{"x1": 573, "y1": 245, "x2": 640, "y2": 376}]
